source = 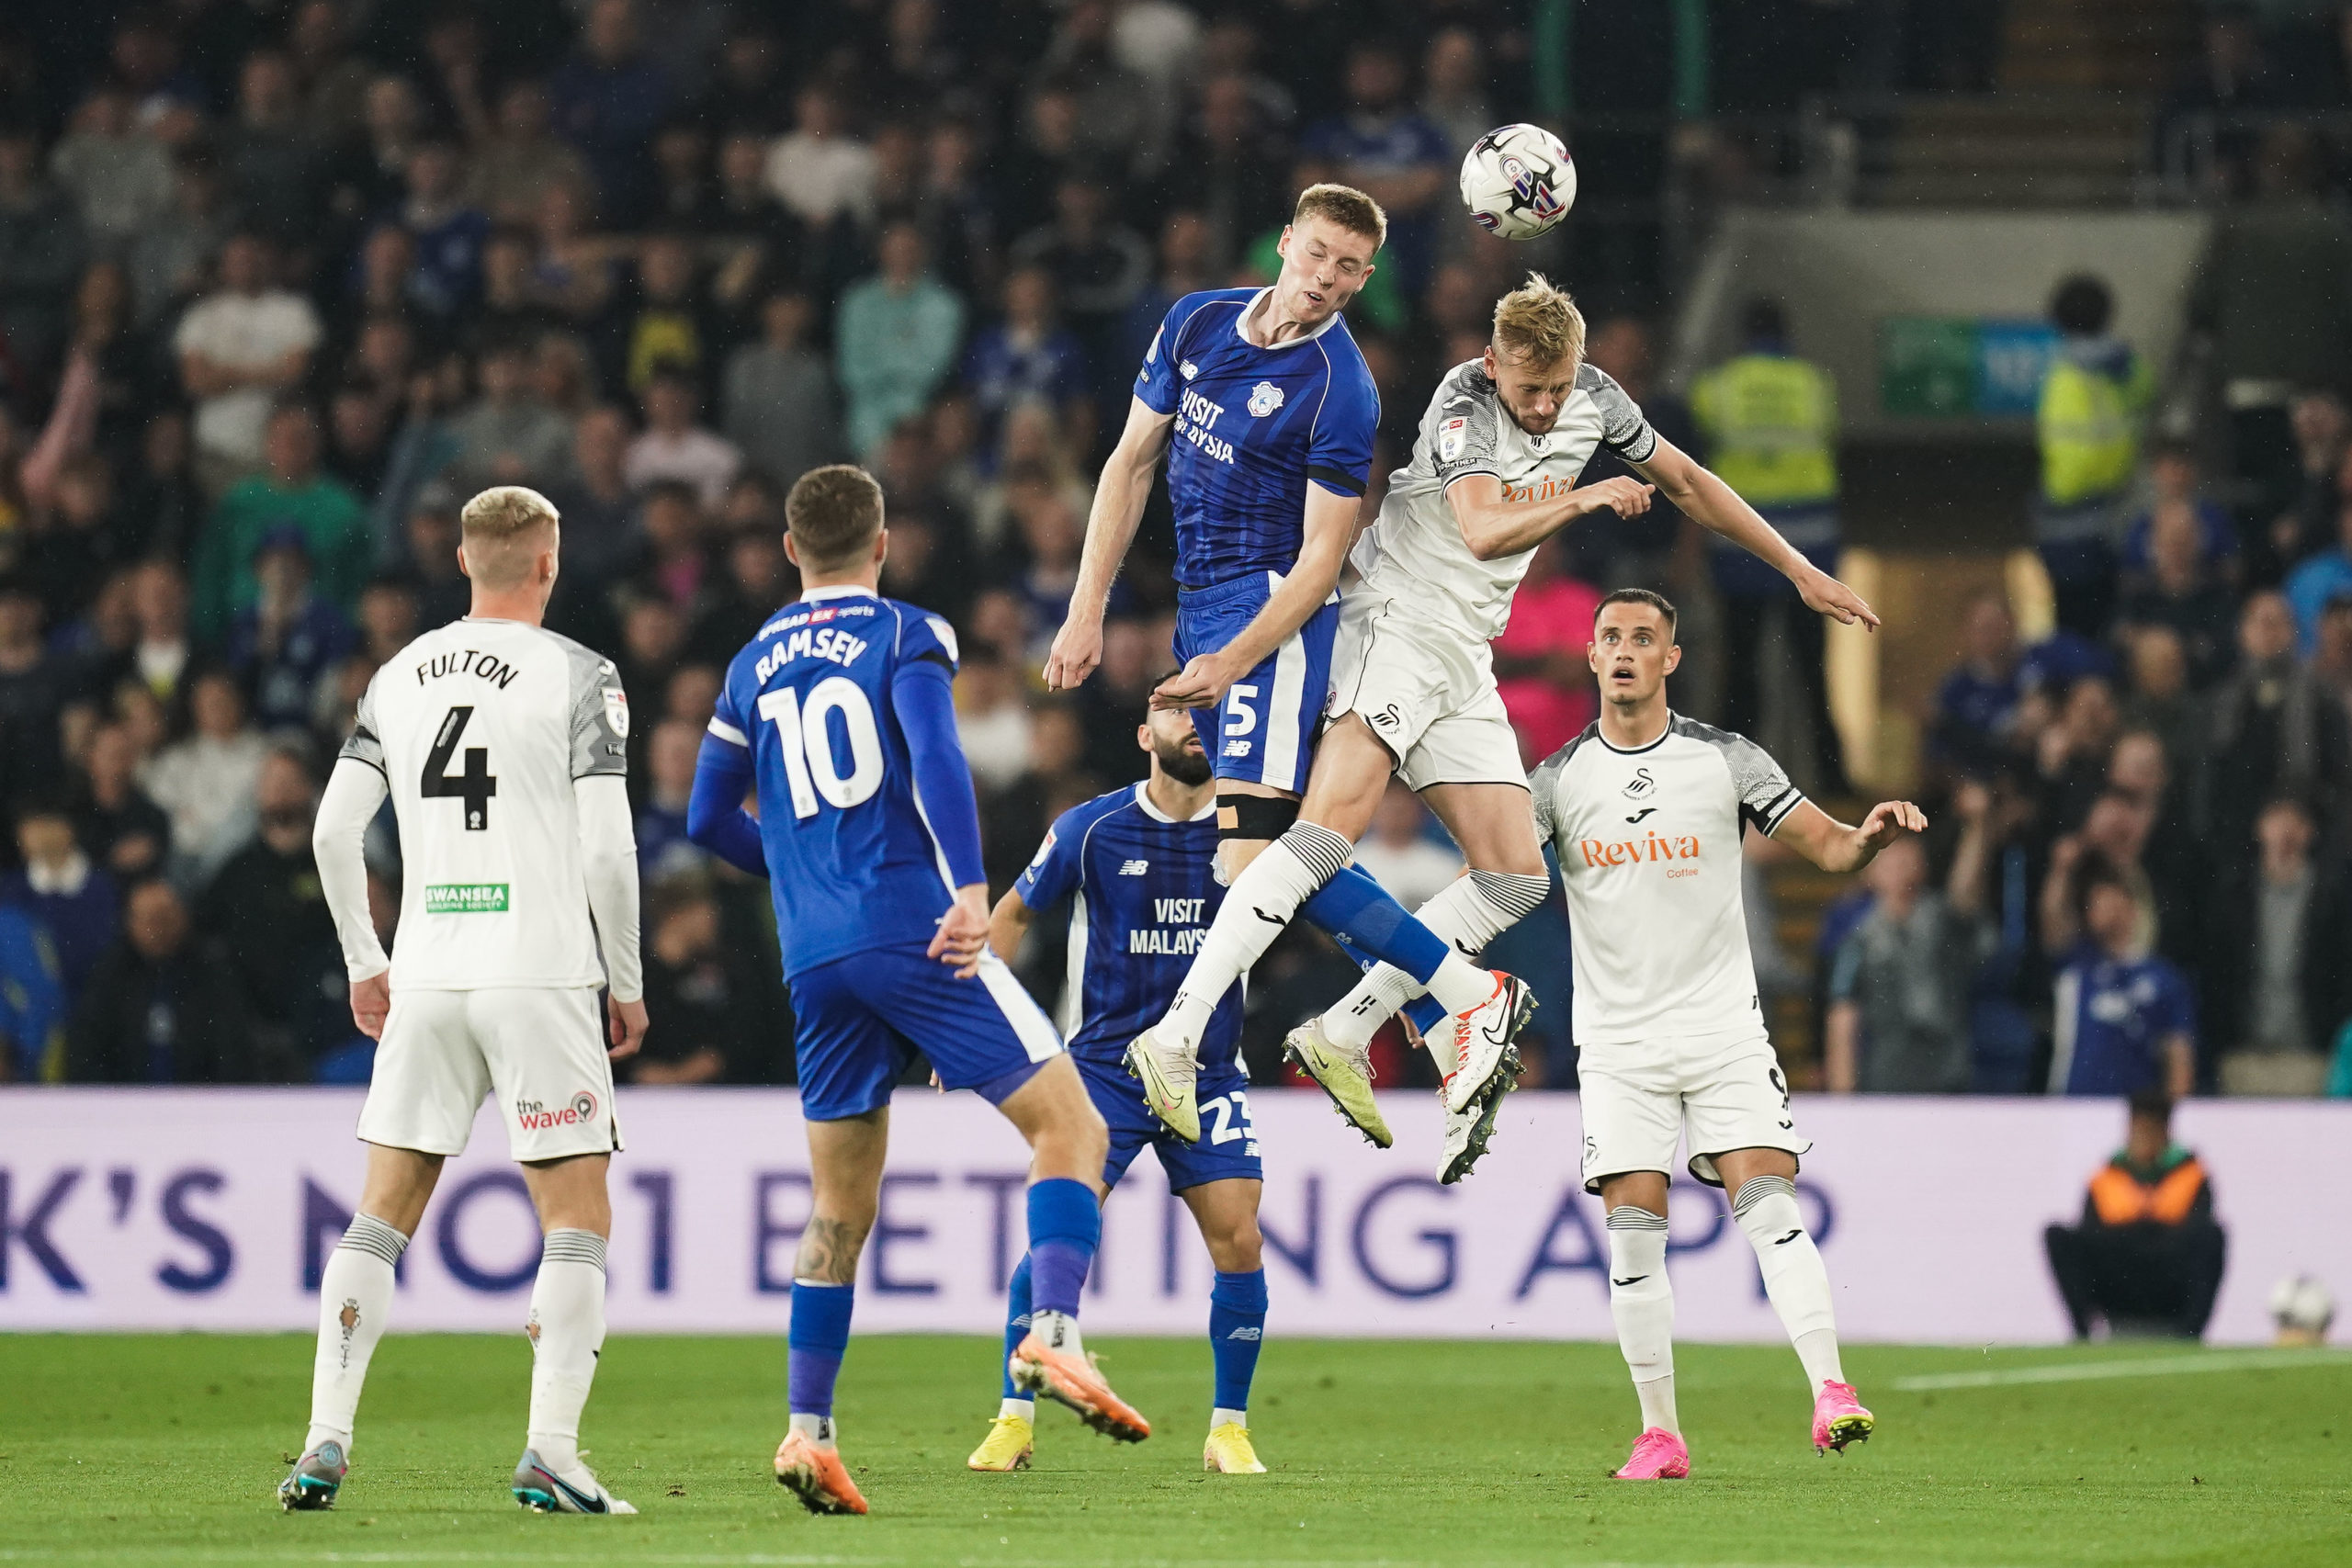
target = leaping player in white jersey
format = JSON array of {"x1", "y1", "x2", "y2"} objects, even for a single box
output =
[
  {"x1": 1542, "y1": 587, "x2": 1923, "y2": 1479},
  {"x1": 1228, "y1": 274, "x2": 1882, "y2": 1179},
  {"x1": 282, "y1": 485, "x2": 649, "y2": 1517}
]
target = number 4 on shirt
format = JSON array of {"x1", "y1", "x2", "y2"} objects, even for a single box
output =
[{"x1": 422, "y1": 705, "x2": 498, "y2": 829}]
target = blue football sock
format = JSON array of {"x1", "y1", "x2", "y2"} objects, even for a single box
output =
[
  {"x1": 1403, "y1": 993, "x2": 1449, "y2": 1037},
  {"x1": 1001, "y1": 1254, "x2": 1034, "y2": 1399},
  {"x1": 1299, "y1": 864, "x2": 1452, "y2": 985},
  {"x1": 1208, "y1": 1269, "x2": 1268, "y2": 1413},
  {"x1": 1025, "y1": 1179, "x2": 1100, "y2": 1317},
  {"x1": 787, "y1": 1280, "x2": 854, "y2": 1418}
]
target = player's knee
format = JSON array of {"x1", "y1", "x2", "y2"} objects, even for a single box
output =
[{"x1": 1204, "y1": 1214, "x2": 1262, "y2": 1274}]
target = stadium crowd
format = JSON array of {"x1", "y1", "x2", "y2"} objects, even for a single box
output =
[{"x1": 0, "y1": 1, "x2": 2344, "y2": 1108}]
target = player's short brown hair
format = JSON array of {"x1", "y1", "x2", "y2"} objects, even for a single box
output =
[
  {"x1": 786, "y1": 464, "x2": 886, "y2": 571},
  {"x1": 1594, "y1": 587, "x2": 1679, "y2": 637},
  {"x1": 1492, "y1": 273, "x2": 1586, "y2": 371},
  {"x1": 459, "y1": 485, "x2": 560, "y2": 590},
  {"x1": 1292, "y1": 183, "x2": 1387, "y2": 249}
]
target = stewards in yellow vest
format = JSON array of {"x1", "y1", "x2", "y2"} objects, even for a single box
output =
[
  {"x1": 2035, "y1": 274, "x2": 2153, "y2": 637},
  {"x1": 1691, "y1": 299, "x2": 1849, "y2": 793}
]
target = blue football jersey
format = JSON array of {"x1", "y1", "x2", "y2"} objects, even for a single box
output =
[
  {"x1": 1013, "y1": 783, "x2": 1244, "y2": 1071},
  {"x1": 1135, "y1": 288, "x2": 1379, "y2": 588},
  {"x1": 707, "y1": 586, "x2": 965, "y2": 976}
]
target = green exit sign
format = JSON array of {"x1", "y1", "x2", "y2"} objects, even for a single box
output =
[{"x1": 1879, "y1": 316, "x2": 2060, "y2": 419}]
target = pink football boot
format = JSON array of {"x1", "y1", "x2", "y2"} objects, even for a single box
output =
[
  {"x1": 1612, "y1": 1427, "x2": 1690, "y2": 1480},
  {"x1": 1812, "y1": 1380, "x2": 1875, "y2": 1455}
]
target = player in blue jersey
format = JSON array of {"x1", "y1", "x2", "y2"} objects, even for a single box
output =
[
  {"x1": 1044, "y1": 183, "x2": 1532, "y2": 1145},
  {"x1": 686, "y1": 467, "x2": 1149, "y2": 1517},
  {"x1": 967, "y1": 693, "x2": 1271, "y2": 1477}
]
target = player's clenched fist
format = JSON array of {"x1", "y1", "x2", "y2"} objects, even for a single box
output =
[
  {"x1": 348, "y1": 970, "x2": 390, "y2": 1040},
  {"x1": 1582, "y1": 477, "x2": 1655, "y2": 518},
  {"x1": 1043, "y1": 614, "x2": 1102, "y2": 692},
  {"x1": 928, "y1": 890, "x2": 992, "y2": 978}
]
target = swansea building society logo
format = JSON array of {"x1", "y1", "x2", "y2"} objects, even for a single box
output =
[{"x1": 424, "y1": 882, "x2": 509, "y2": 913}]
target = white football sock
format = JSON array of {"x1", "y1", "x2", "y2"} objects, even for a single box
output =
[
  {"x1": 1159, "y1": 824, "x2": 1351, "y2": 1053},
  {"x1": 1606, "y1": 1206, "x2": 1678, "y2": 1435},
  {"x1": 1000, "y1": 1396, "x2": 1035, "y2": 1421},
  {"x1": 1324, "y1": 871, "x2": 1548, "y2": 1052},
  {"x1": 307, "y1": 1213, "x2": 407, "y2": 1454},
  {"x1": 1029, "y1": 1307, "x2": 1085, "y2": 1359},
  {"x1": 788, "y1": 1411, "x2": 837, "y2": 1449},
  {"x1": 1731, "y1": 1175, "x2": 1844, "y2": 1393},
  {"x1": 1211, "y1": 1405, "x2": 1249, "y2": 1428},
  {"x1": 525, "y1": 1229, "x2": 608, "y2": 1473}
]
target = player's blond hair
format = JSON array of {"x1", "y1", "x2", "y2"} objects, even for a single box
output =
[
  {"x1": 1292, "y1": 183, "x2": 1387, "y2": 249},
  {"x1": 786, "y1": 464, "x2": 886, "y2": 571},
  {"x1": 1491, "y1": 273, "x2": 1586, "y2": 372},
  {"x1": 459, "y1": 485, "x2": 560, "y2": 590}
]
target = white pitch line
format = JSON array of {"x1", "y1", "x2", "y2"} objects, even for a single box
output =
[{"x1": 1894, "y1": 1347, "x2": 2352, "y2": 1391}]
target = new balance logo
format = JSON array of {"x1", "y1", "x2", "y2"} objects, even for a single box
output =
[
  {"x1": 1120, "y1": 859, "x2": 1149, "y2": 875},
  {"x1": 1225, "y1": 1326, "x2": 1262, "y2": 1341},
  {"x1": 1612, "y1": 1275, "x2": 1649, "y2": 1286}
]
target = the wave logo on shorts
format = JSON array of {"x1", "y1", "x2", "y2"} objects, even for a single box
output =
[
  {"x1": 1576, "y1": 830, "x2": 1700, "y2": 871},
  {"x1": 515, "y1": 1091, "x2": 598, "y2": 1132},
  {"x1": 1247, "y1": 380, "x2": 1284, "y2": 417}
]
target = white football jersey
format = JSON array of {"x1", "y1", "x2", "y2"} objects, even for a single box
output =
[
  {"x1": 1351, "y1": 359, "x2": 1657, "y2": 640},
  {"x1": 1529, "y1": 714, "x2": 1804, "y2": 1051},
  {"x1": 343, "y1": 617, "x2": 630, "y2": 990}
]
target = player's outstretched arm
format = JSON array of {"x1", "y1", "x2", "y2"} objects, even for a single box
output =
[
  {"x1": 1155, "y1": 479, "x2": 1357, "y2": 711},
  {"x1": 575, "y1": 773, "x2": 648, "y2": 1059},
  {"x1": 684, "y1": 728, "x2": 768, "y2": 875},
  {"x1": 1771, "y1": 797, "x2": 1926, "y2": 874},
  {"x1": 1046, "y1": 397, "x2": 1175, "y2": 691},
  {"x1": 313, "y1": 756, "x2": 393, "y2": 1040},
  {"x1": 1447, "y1": 471, "x2": 1656, "y2": 560},
  {"x1": 1627, "y1": 434, "x2": 1880, "y2": 629}
]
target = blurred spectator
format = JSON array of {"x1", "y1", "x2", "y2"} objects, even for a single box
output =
[
  {"x1": 688, "y1": 511, "x2": 793, "y2": 667},
  {"x1": 2313, "y1": 593, "x2": 2352, "y2": 720},
  {"x1": 49, "y1": 83, "x2": 175, "y2": 256},
  {"x1": 2207, "y1": 797, "x2": 2346, "y2": 1097},
  {"x1": 1493, "y1": 540, "x2": 1604, "y2": 764},
  {"x1": 548, "y1": 0, "x2": 673, "y2": 225},
  {"x1": 2, "y1": 801, "x2": 118, "y2": 1006},
  {"x1": 1299, "y1": 40, "x2": 1449, "y2": 292},
  {"x1": 0, "y1": 126, "x2": 91, "y2": 380},
  {"x1": 632, "y1": 481, "x2": 709, "y2": 615},
  {"x1": 195, "y1": 403, "x2": 368, "y2": 642},
  {"x1": 631, "y1": 869, "x2": 758, "y2": 1085},
  {"x1": 763, "y1": 83, "x2": 876, "y2": 231},
  {"x1": 2264, "y1": 389, "x2": 2350, "y2": 581},
  {"x1": 219, "y1": 51, "x2": 321, "y2": 248},
  {"x1": 225, "y1": 527, "x2": 356, "y2": 734},
  {"x1": 963, "y1": 266, "x2": 1091, "y2": 461},
  {"x1": 396, "y1": 140, "x2": 488, "y2": 320},
  {"x1": 1577, "y1": 314, "x2": 1702, "y2": 589},
  {"x1": 66, "y1": 877, "x2": 279, "y2": 1082},
  {"x1": 618, "y1": 231, "x2": 720, "y2": 393},
  {"x1": 2042, "y1": 852, "x2": 2196, "y2": 1098},
  {"x1": 143, "y1": 669, "x2": 266, "y2": 889},
  {"x1": 396, "y1": 486, "x2": 472, "y2": 627},
  {"x1": 1351, "y1": 782, "x2": 1464, "y2": 913},
  {"x1": 724, "y1": 291, "x2": 838, "y2": 491},
  {"x1": 2285, "y1": 489, "x2": 2352, "y2": 650},
  {"x1": 129, "y1": 155, "x2": 231, "y2": 329},
  {"x1": 1162, "y1": 75, "x2": 1290, "y2": 276},
  {"x1": 469, "y1": 80, "x2": 591, "y2": 226},
  {"x1": 2120, "y1": 442, "x2": 2236, "y2": 584},
  {"x1": 199, "y1": 747, "x2": 342, "y2": 1068},
  {"x1": 74, "y1": 720, "x2": 169, "y2": 882},
  {"x1": 446, "y1": 337, "x2": 574, "y2": 490},
  {"x1": 0, "y1": 897, "x2": 64, "y2": 1081},
  {"x1": 1009, "y1": 178, "x2": 1149, "y2": 378},
  {"x1": 1825, "y1": 803, "x2": 1995, "y2": 1094},
  {"x1": 625, "y1": 368, "x2": 741, "y2": 507},
  {"x1": 0, "y1": 579, "x2": 66, "y2": 808},
  {"x1": 2116, "y1": 502, "x2": 2240, "y2": 689},
  {"x1": 355, "y1": 577, "x2": 421, "y2": 663},
  {"x1": 836, "y1": 221, "x2": 965, "y2": 456},
  {"x1": 548, "y1": 405, "x2": 645, "y2": 589},
  {"x1": 1420, "y1": 28, "x2": 1493, "y2": 154},
  {"x1": 1931, "y1": 589, "x2": 2025, "y2": 771},
  {"x1": 635, "y1": 716, "x2": 703, "y2": 880},
  {"x1": 322, "y1": 74, "x2": 422, "y2": 230},
  {"x1": 173, "y1": 233, "x2": 320, "y2": 486},
  {"x1": 2205, "y1": 590, "x2": 2350, "y2": 851},
  {"x1": 2044, "y1": 1090, "x2": 2225, "y2": 1340},
  {"x1": 956, "y1": 649, "x2": 1035, "y2": 793},
  {"x1": 2033, "y1": 274, "x2": 2151, "y2": 637},
  {"x1": 1694, "y1": 297, "x2": 1849, "y2": 792}
]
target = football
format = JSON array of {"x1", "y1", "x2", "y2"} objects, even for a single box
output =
[
  {"x1": 1460, "y1": 123, "x2": 1577, "y2": 240},
  {"x1": 2270, "y1": 1273, "x2": 2336, "y2": 1344}
]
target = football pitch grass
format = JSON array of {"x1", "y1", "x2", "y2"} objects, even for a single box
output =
[{"x1": 3, "y1": 1335, "x2": 2347, "y2": 1568}]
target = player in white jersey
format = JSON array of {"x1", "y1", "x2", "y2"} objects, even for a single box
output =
[
  {"x1": 280, "y1": 486, "x2": 647, "y2": 1517},
  {"x1": 1535, "y1": 588, "x2": 1924, "y2": 1480},
  {"x1": 1272, "y1": 276, "x2": 1881, "y2": 1179}
]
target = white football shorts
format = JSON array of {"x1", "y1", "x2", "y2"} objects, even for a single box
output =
[
  {"x1": 1326, "y1": 589, "x2": 1527, "y2": 792},
  {"x1": 356, "y1": 986, "x2": 621, "y2": 1162},
  {"x1": 1576, "y1": 1032, "x2": 1810, "y2": 1193}
]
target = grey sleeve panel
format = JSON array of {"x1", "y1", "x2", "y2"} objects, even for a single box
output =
[
  {"x1": 1526, "y1": 725, "x2": 1595, "y2": 848},
  {"x1": 339, "y1": 672, "x2": 388, "y2": 778},
  {"x1": 1674, "y1": 716, "x2": 1804, "y2": 834},
  {"x1": 558, "y1": 633, "x2": 631, "y2": 780},
  {"x1": 1430, "y1": 362, "x2": 1507, "y2": 485},
  {"x1": 1578, "y1": 364, "x2": 1658, "y2": 463}
]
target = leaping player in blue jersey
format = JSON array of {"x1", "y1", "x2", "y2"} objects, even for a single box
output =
[
  {"x1": 968, "y1": 690, "x2": 1270, "y2": 1478},
  {"x1": 687, "y1": 466, "x2": 1148, "y2": 1517},
  {"x1": 1045, "y1": 183, "x2": 1532, "y2": 1145}
]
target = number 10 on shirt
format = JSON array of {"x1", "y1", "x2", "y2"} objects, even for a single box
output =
[{"x1": 759, "y1": 679, "x2": 884, "y2": 818}]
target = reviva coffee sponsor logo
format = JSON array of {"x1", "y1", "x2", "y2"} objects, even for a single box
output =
[
  {"x1": 515, "y1": 1091, "x2": 599, "y2": 1132},
  {"x1": 1577, "y1": 830, "x2": 1701, "y2": 870}
]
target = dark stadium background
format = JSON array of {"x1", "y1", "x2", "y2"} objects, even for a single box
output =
[{"x1": 0, "y1": 0, "x2": 2341, "y2": 1114}]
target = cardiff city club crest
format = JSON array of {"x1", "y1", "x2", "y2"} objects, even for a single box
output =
[{"x1": 1247, "y1": 380, "x2": 1284, "y2": 417}]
